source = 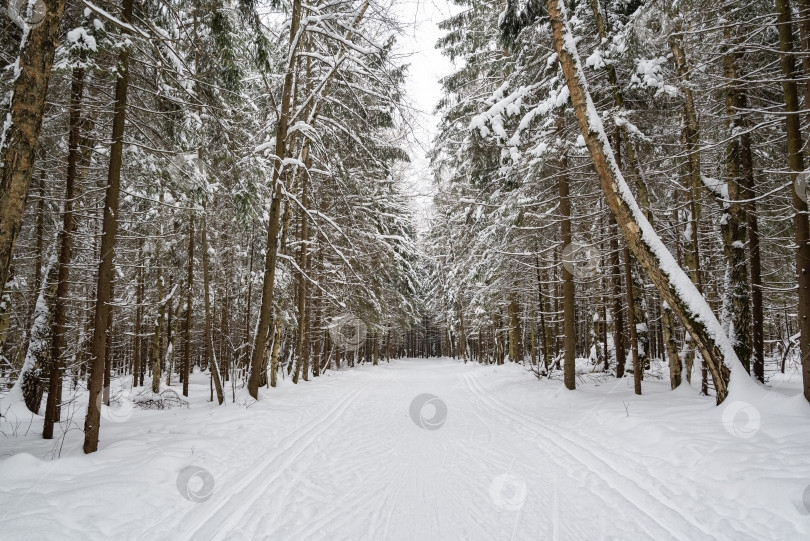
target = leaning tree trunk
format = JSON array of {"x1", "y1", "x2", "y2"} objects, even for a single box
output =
[
  {"x1": 546, "y1": 0, "x2": 749, "y2": 403},
  {"x1": 83, "y1": 0, "x2": 133, "y2": 454},
  {"x1": 0, "y1": 0, "x2": 68, "y2": 299}
]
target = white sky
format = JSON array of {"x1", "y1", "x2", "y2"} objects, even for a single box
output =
[{"x1": 391, "y1": 0, "x2": 459, "y2": 231}]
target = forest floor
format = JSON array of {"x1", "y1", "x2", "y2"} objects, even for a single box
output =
[{"x1": 1, "y1": 357, "x2": 810, "y2": 540}]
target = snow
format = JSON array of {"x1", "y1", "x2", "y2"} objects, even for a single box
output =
[
  {"x1": 553, "y1": 0, "x2": 752, "y2": 395},
  {"x1": 66, "y1": 27, "x2": 98, "y2": 52},
  {"x1": 1, "y1": 358, "x2": 809, "y2": 540}
]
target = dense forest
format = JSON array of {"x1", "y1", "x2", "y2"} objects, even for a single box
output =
[
  {"x1": 0, "y1": 0, "x2": 808, "y2": 457},
  {"x1": 425, "y1": 0, "x2": 809, "y2": 400}
]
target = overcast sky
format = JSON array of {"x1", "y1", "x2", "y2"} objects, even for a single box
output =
[{"x1": 392, "y1": 0, "x2": 459, "y2": 231}]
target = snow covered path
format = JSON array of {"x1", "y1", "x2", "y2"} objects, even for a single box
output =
[{"x1": 2, "y1": 358, "x2": 810, "y2": 540}]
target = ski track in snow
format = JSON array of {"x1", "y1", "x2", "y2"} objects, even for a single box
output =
[{"x1": 1, "y1": 358, "x2": 810, "y2": 540}]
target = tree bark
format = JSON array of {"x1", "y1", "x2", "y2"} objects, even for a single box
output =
[
  {"x1": 183, "y1": 216, "x2": 194, "y2": 397},
  {"x1": 0, "y1": 0, "x2": 68, "y2": 298},
  {"x1": 248, "y1": 0, "x2": 303, "y2": 398},
  {"x1": 623, "y1": 247, "x2": 641, "y2": 394},
  {"x1": 84, "y1": 0, "x2": 133, "y2": 454},
  {"x1": 43, "y1": 63, "x2": 86, "y2": 439},
  {"x1": 202, "y1": 213, "x2": 224, "y2": 404},
  {"x1": 558, "y1": 124, "x2": 576, "y2": 390},
  {"x1": 132, "y1": 240, "x2": 144, "y2": 389},
  {"x1": 741, "y1": 123, "x2": 764, "y2": 382},
  {"x1": 776, "y1": 0, "x2": 810, "y2": 402}
]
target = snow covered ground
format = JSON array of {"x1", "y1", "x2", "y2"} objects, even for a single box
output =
[{"x1": 2, "y1": 358, "x2": 810, "y2": 540}]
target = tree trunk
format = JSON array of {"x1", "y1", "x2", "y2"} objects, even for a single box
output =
[
  {"x1": 133, "y1": 240, "x2": 143, "y2": 388},
  {"x1": 43, "y1": 64, "x2": 85, "y2": 439},
  {"x1": 248, "y1": 0, "x2": 303, "y2": 398},
  {"x1": 546, "y1": 0, "x2": 747, "y2": 403},
  {"x1": 83, "y1": 0, "x2": 133, "y2": 454},
  {"x1": 777, "y1": 0, "x2": 810, "y2": 403},
  {"x1": 183, "y1": 216, "x2": 194, "y2": 397},
  {"x1": 508, "y1": 295, "x2": 523, "y2": 363},
  {"x1": 558, "y1": 125, "x2": 576, "y2": 390},
  {"x1": 741, "y1": 121, "x2": 764, "y2": 382},
  {"x1": 270, "y1": 323, "x2": 281, "y2": 388},
  {"x1": 202, "y1": 214, "x2": 224, "y2": 404},
  {"x1": 662, "y1": 302, "x2": 681, "y2": 389},
  {"x1": 293, "y1": 163, "x2": 310, "y2": 384},
  {"x1": 624, "y1": 247, "x2": 642, "y2": 394},
  {"x1": 0, "y1": 0, "x2": 68, "y2": 298},
  {"x1": 151, "y1": 257, "x2": 164, "y2": 394}
]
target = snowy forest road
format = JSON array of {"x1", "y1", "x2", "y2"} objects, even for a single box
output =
[{"x1": 2, "y1": 358, "x2": 808, "y2": 540}]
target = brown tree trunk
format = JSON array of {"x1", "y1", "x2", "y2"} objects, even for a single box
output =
[
  {"x1": 0, "y1": 0, "x2": 68, "y2": 298},
  {"x1": 558, "y1": 130, "x2": 576, "y2": 390},
  {"x1": 609, "y1": 217, "x2": 626, "y2": 378},
  {"x1": 293, "y1": 161, "x2": 310, "y2": 384},
  {"x1": 103, "y1": 279, "x2": 115, "y2": 404},
  {"x1": 248, "y1": 0, "x2": 303, "y2": 398},
  {"x1": 624, "y1": 248, "x2": 642, "y2": 395},
  {"x1": 779, "y1": 0, "x2": 810, "y2": 402},
  {"x1": 132, "y1": 240, "x2": 143, "y2": 388},
  {"x1": 202, "y1": 214, "x2": 224, "y2": 404},
  {"x1": 714, "y1": 26, "x2": 752, "y2": 372},
  {"x1": 183, "y1": 217, "x2": 194, "y2": 397},
  {"x1": 43, "y1": 64, "x2": 85, "y2": 439},
  {"x1": 83, "y1": 0, "x2": 133, "y2": 453},
  {"x1": 508, "y1": 295, "x2": 523, "y2": 363},
  {"x1": 151, "y1": 259, "x2": 164, "y2": 394},
  {"x1": 741, "y1": 125, "x2": 764, "y2": 382},
  {"x1": 270, "y1": 323, "x2": 281, "y2": 388}
]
